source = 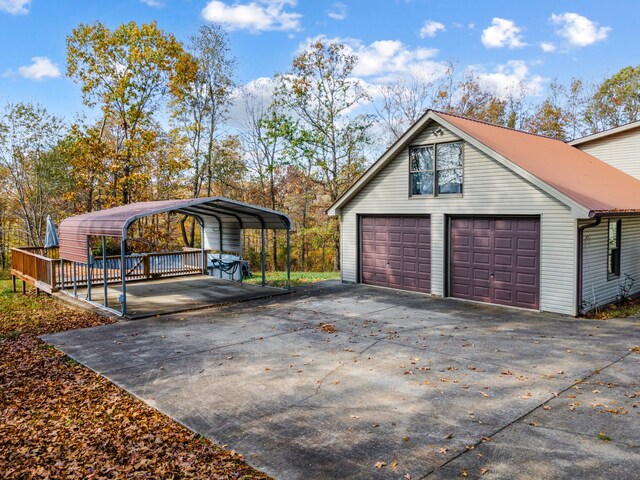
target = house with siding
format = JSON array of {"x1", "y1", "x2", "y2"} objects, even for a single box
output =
[{"x1": 327, "y1": 111, "x2": 640, "y2": 316}]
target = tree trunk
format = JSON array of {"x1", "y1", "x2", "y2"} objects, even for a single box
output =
[{"x1": 333, "y1": 219, "x2": 340, "y2": 271}]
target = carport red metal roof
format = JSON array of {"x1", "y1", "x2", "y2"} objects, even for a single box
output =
[{"x1": 59, "y1": 197, "x2": 291, "y2": 263}]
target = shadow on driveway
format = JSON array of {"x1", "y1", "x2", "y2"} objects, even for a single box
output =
[{"x1": 43, "y1": 281, "x2": 640, "y2": 479}]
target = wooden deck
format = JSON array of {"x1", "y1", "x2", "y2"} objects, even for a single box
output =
[{"x1": 11, "y1": 246, "x2": 207, "y2": 295}]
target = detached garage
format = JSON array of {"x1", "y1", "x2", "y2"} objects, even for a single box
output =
[{"x1": 328, "y1": 110, "x2": 640, "y2": 316}]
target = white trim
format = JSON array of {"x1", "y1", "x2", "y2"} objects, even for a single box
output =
[
  {"x1": 328, "y1": 111, "x2": 591, "y2": 218},
  {"x1": 327, "y1": 110, "x2": 435, "y2": 216},
  {"x1": 569, "y1": 121, "x2": 640, "y2": 146}
]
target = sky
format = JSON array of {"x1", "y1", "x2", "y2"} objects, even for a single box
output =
[{"x1": 0, "y1": 0, "x2": 638, "y2": 125}]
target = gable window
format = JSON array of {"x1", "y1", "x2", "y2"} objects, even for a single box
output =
[
  {"x1": 410, "y1": 142, "x2": 463, "y2": 196},
  {"x1": 607, "y1": 219, "x2": 621, "y2": 278}
]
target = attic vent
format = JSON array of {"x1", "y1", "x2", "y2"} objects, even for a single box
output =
[{"x1": 433, "y1": 128, "x2": 444, "y2": 137}]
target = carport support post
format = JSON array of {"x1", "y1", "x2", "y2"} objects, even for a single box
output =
[
  {"x1": 200, "y1": 220, "x2": 206, "y2": 275},
  {"x1": 102, "y1": 236, "x2": 108, "y2": 309},
  {"x1": 120, "y1": 237, "x2": 127, "y2": 316},
  {"x1": 218, "y1": 219, "x2": 223, "y2": 279},
  {"x1": 73, "y1": 262, "x2": 77, "y2": 296},
  {"x1": 86, "y1": 240, "x2": 92, "y2": 301},
  {"x1": 286, "y1": 228, "x2": 291, "y2": 290},
  {"x1": 261, "y1": 226, "x2": 266, "y2": 287}
]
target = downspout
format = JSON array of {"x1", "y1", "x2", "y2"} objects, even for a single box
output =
[{"x1": 577, "y1": 217, "x2": 601, "y2": 315}]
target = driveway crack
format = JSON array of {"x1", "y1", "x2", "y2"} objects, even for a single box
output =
[{"x1": 420, "y1": 349, "x2": 637, "y2": 479}]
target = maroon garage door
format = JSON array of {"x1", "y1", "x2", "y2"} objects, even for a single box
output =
[
  {"x1": 450, "y1": 217, "x2": 540, "y2": 309},
  {"x1": 361, "y1": 216, "x2": 431, "y2": 293}
]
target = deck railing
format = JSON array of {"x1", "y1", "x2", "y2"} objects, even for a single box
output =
[
  {"x1": 11, "y1": 247, "x2": 207, "y2": 294},
  {"x1": 11, "y1": 247, "x2": 58, "y2": 293}
]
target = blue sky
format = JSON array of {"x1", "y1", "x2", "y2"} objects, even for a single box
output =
[{"x1": 0, "y1": 0, "x2": 637, "y2": 123}]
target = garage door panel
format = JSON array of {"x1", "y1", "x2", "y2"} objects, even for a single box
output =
[
  {"x1": 494, "y1": 271, "x2": 512, "y2": 283},
  {"x1": 451, "y1": 217, "x2": 539, "y2": 309},
  {"x1": 517, "y1": 255, "x2": 536, "y2": 268},
  {"x1": 474, "y1": 236, "x2": 490, "y2": 248},
  {"x1": 494, "y1": 288, "x2": 514, "y2": 302},
  {"x1": 473, "y1": 286, "x2": 490, "y2": 298},
  {"x1": 361, "y1": 216, "x2": 430, "y2": 294},
  {"x1": 494, "y1": 254, "x2": 513, "y2": 266}
]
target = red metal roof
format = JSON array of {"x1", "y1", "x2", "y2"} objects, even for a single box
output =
[
  {"x1": 434, "y1": 111, "x2": 640, "y2": 215},
  {"x1": 59, "y1": 197, "x2": 291, "y2": 263}
]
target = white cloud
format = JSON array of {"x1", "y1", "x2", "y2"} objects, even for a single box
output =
[
  {"x1": 201, "y1": 0, "x2": 302, "y2": 33},
  {"x1": 472, "y1": 60, "x2": 544, "y2": 98},
  {"x1": 481, "y1": 18, "x2": 526, "y2": 49},
  {"x1": 540, "y1": 41, "x2": 556, "y2": 53},
  {"x1": 326, "y1": 2, "x2": 346, "y2": 21},
  {"x1": 550, "y1": 12, "x2": 610, "y2": 47},
  {"x1": 299, "y1": 35, "x2": 442, "y2": 81},
  {"x1": 140, "y1": 0, "x2": 164, "y2": 7},
  {"x1": 419, "y1": 20, "x2": 445, "y2": 38},
  {"x1": 0, "y1": 0, "x2": 30, "y2": 15},
  {"x1": 17, "y1": 57, "x2": 61, "y2": 80}
]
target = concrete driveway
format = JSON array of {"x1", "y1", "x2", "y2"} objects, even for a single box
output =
[{"x1": 44, "y1": 282, "x2": 640, "y2": 479}]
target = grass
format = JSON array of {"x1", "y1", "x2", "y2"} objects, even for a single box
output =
[
  {"x1": 0, "y1": 277, "x2": 271, "y2": 479},
  {"x1": 244, "y1": 270, "x2": 340, "y2": 288},
  {"x1": 584, "y1": 297, "x2": 640, "y2": 319}
]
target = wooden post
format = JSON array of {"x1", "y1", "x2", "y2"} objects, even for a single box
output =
[
  {"x1": 22, "y1": 280, "x2": 26, "y2": 294},
  {"x1": 12, "y1": 275, "x2": 16, "y2": 293},
  {"x1": 51, "y1": 260, "x2": 57, "y2": 291},
  {"x1": 143, "y1": 254, "x2": 150, "y2": 278}
]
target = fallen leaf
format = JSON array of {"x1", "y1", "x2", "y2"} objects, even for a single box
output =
[{"x1": 374, "y1": 461, "x2": 387, "y2": 469}]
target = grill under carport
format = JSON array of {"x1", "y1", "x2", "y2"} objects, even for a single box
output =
[{"x1": 55, "y1": 197, "x2": 292, "y2": 317}]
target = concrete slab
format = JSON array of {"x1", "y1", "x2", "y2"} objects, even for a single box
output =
[
  {"x1": 42, "y1": 282, "x2": 640, "y2": 479},
  {"x1": 66, "y1": 275, "x2": 290, "y2": 318},
  {"x1": 428, "y1": 422, "x2": 640, "y2": 480}
]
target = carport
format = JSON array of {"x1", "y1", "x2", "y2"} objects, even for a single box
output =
[{"x1": 56, "y1": 197, "x2": 292, "y2": 317}]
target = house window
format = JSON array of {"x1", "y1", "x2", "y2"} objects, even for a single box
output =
[
  {"x1": 410, "y1": 142, "x2": 463, "y2": 196},
  {"x1": 607, "y1": 219, "x2": 621, "y2": 278}
]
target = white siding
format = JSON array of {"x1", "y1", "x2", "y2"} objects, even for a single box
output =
[
  {"x1": 340, "y1": 122, "x2": 578, "y2": 315},
  {"x1": 581, "y1": 217, "x2": 640, "y2": 309},
  {"x1": 576, "y1": 127, "x2": 640, "y2": 180},
  {"x1": 203, "y1": 217, "x2": 241, "y2": 253}
]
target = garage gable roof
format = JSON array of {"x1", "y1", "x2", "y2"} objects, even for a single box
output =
[
  {"x1": 328, "y1": 110, "x2": 640, "y2": 218},
  {"x1": 569, "y1": 120, "x2": 640, "y2": 146}
]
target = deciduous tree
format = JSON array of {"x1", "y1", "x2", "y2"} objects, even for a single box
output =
[
  {"x1": 67, "y1": 21, "x2": 191, "y2": 204},
  {"x1": 275, "y1": 41, "x2": 373, "y2": 269}
]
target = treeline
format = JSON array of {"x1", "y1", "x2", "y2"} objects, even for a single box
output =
[{"x1": 1, "y1": 20, "x2": 639, "y2": 271}]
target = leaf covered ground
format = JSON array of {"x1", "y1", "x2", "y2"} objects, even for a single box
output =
[{"x1": 0, "y1": 279, "x2": 271, "y2": 479}]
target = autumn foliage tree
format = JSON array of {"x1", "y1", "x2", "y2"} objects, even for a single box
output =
[
  {"x1": 275, "y1": 41, "x2": 373, "y2": 269},
  {"x1": 0, "y1": 103, "x2": 67, "y2": 246},
  {"x1": 586, "y1": 65, "x2": 640, "y2": 132},
  {"x1": 67, "y1": 21, "x2": 192, "y2": 204}
]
